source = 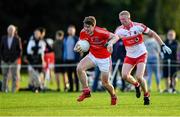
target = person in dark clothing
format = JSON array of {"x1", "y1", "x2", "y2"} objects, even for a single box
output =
[
  {"x1": 0, "y1": 80, "x2": 2, "y2": 92},
  {"x1": 0, "y1": 25, "x2": 22, "y2": 93},
  {"x1": 163, "y1": 29, "x2": 179, "y2": 93},
  {"x1": 53, "y1": 30, "x2": 69, "y2": 91},
  {"x1": 91, "y1": 66, "x2": 101, "y2": 92},
  {"x1": 92, "y1": 40, "x2": 126, "y2": 92},
  {"x1": 64, "y1": 25, "x2": 80, "y2": 92},
  {"x1": 112, "y1": 39, "x2": 126, "y2": 91}
]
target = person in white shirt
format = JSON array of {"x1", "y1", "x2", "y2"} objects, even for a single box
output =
[{"x1": 27, "y1": 28, "x2": 46, "y2": 93}]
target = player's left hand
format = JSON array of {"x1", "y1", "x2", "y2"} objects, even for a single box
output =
[
  {"x1": 161, "y1": 44, "x2": 172, "y2": 54},
  {"x1": 107, "y1": 44, "x2": 113, "y2": 53}
]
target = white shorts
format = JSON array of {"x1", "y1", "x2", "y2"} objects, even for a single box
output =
[
  {"x1": 49, "y1": 63, "x2": 54, "y2": 69},
  {"x1": 28, "y1": 65, "x2": 33, "y2": 71},
  {"x1": 17, "y1": 64, "x2": 21, "y2": 71},
  {"x1": 88, "y1": 53, "x2": 111, "y2": 72}
]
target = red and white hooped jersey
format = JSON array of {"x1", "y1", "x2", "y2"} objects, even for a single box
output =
[
  {"x1": 79, "y1": 26, "x2": 111, "y2": 58},
  {"x1": 115, "y1": 22, "x2": 150, "y2": 58}
]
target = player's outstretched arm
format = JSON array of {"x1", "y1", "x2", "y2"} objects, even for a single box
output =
[
  {"x1": 147, "y1": 30, "x2": 172, "y2": 54},
  {"x1": 106, "y1": 33, "x2": 119, "y2": 53}
]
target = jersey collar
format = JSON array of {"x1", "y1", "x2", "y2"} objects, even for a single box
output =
[{"x1": 123, "y1": 21, "x2": 133, "y2": 30}]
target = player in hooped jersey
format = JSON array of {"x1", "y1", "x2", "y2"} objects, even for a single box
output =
[
  {"x1": 107, "y1": 11, "x2": 172, "y2": 105},
  {"x1": 74, "y1": 16, "x2": 119, "y2": 105}
]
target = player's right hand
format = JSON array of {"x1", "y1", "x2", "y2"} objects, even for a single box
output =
[{"x1": 74, "y1": 44, "x2": 83, "y2": 53}]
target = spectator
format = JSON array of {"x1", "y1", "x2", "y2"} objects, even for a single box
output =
[
  {"x1": 44, "y1": 38, "x2": 55, "y2": 88},
  {"x1": 38, "y1": 28, "x2": 54, "y2": 88},
  {"x1": 144, "y1": 37, "x2": 161, "y2": 92},
  {"x1": 0, "y1": 80, "x2": 2, "y2": 92},
  {"x1": 111, "y1": 39, "x2": 126, "y2": 91},
  {"x1": 92, "y1": 66, "x2": 101, "y2": 92},
  {"x1": 26, "y1": 28, "x2": 46, "y2": 93},
  {"x1": 16, "y1": 57, "x2": 21, "y2": 91},
  {"x1": 177, "y1": 44, "x2": 180, "y2": 71},
  {"x1": 162, "y1": 30, "x2": 179, "y2": 93},
  {"x1": 14, "y1": 27, "x2": 22, "y2": 91},
  {"x1": 53, "y1": 30, "x2": 69, "y2": 91},
  {"x1": 23, "y1": 32, "x2": 34, "y2": 90},
  {"x1": 39, "y1": 28, "x2": 47, "y2": 88},
  {"x1": 0, "y1": 25, "x2": 22, "y2": 93},
  {"x1": 64, "y1": 25, "x2": 80, "y2": 92}
]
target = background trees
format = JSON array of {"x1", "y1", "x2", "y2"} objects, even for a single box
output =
[{"x1": 0, "y1": 0, "x2": 180, "y2": 40}]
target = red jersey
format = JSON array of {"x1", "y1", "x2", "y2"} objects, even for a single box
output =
[{"x1": 79, "y1": 26, "x2": 111, "y2": 58}]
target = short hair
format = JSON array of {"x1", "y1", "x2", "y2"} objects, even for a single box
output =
[
  {"x1": 167, "y1": 29, "x2": 176, "y2": 38},
  {"x1": 7, "y1": 24, "x2": 16, "y2": 31},
  {"x1": 168, "y1": 29, "x2": 176, "y2": 34},
  {"x1": 83, "y1": 16, "x2": 96, "y2": 26},
  {"x1": 68, "y1": 25, "x2": 76, "y2": 29},
  {"x1": 40, "y1": 27, "x2": 46, "y2": 34},
  {"x1": 56, "y1": 30, "x2": 64, "y2": 37},
  {"x1": 36, "y1": 27, "x2": 46, "y2": 34},
  {"x1": 119, "y1": 10, "x2": 131, "y2": 18}
]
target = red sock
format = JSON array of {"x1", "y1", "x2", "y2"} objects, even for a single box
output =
[
  {"x1": 134, "y1": 82, "x2": 140, "y2": 87},
  {"x1": 144, "y1": 92, "x2": 150, "y2": 97},
  {"x1": 83, "y1": 87, "x2": 90, "y2": 93}
]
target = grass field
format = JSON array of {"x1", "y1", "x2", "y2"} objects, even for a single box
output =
[
  {"x1": 0, "y1": 73, "x2": 180, "y2": 116},
  {"x1": 0, "y1": 91, "x2": 180, "y2": 116}
]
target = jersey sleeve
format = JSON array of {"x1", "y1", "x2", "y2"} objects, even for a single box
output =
[
  {"x1": 114, "y1": 27, "x2": 123, "y2": 37},
  {"x1": 100, "y1": 28, "x2": 110, "y2": 40},
  {"x1": 139, "y1": 23, "x2": 150, "y2": 34},
  {"x1": 115, "y1": 28, "x2": 121, "y2": 36}
]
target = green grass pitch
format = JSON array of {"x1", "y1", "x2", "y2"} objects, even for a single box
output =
[
  {"x1": 0, "y1": 73, "x2": 180, "y2": 116},
  {"x1": 0, "y1": 91, "x2": 180, "y2": 116}
]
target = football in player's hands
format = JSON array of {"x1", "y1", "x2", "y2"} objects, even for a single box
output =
[{"x1": 76, "y1": 40, "x2": 90, "y2": 52}]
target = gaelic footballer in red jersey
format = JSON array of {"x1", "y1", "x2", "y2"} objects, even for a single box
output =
[
  {"x1": 79, "y1": 26, "x2": 111, "y2": 58},
  {"x1": 107, "y1": 10, "x2": 172, "y2": 105},
  {"x1": 74, "y1": 16, "x2": 119, "y2": 105}
]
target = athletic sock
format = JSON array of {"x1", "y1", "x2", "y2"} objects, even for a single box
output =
[
  {"x1": 134, "y1": 82, "x2": 140, "y2": 87},
  {"x1": 144, "y1": 92, "x2": 150, "y2": 97}
]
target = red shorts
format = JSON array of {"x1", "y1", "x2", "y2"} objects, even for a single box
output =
[
  {"x1": 17, "y1": 57, "x2": 21, "y2": 65},
  {"x1": 44, "y1": 52, "x2": 55, "y2": 69},
  {"x1": 124, "y1": 53, "x2": 147, "y2": 65}
]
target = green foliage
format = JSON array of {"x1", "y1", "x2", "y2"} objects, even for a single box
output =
[
  {"x1": 159, "y1": 0, "x2": 180, "y2": 37},
  {"x1": 0, "y1": 0, "x2": 180, "y2": 41}
]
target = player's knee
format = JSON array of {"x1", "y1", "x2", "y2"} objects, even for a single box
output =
[
  {"x1": 76, "y1": 64, "x2": 84, "y2": 73},
  {"x1": 122, "y1": 74, "x2": 128, "y2": 80},
  {"x1": 136, "y1": 75, "x2": 143, "y2": 81},
  {"x1": 102, "y1": 80, "x2": 109, "y2": 87},
  {"x1": 76, "y1": 64, "x2": 85, "y2": 73}
]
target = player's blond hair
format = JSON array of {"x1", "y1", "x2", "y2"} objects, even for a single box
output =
[{"x1": 119, "y1": 10, "x2": 131, "y2": 18}]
